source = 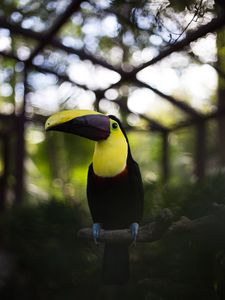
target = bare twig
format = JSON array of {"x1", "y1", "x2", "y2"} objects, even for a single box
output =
[{"x1": 172, "y1": 0, "x2": 204, "y2": 44}]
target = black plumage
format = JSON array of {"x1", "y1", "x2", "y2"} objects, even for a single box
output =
[
  {"x1": 45, "y1": 111, "x2": 144, "y2": 285},
  {"x1": 87, "y1": 116, "x2": 144, "y2": 284}
]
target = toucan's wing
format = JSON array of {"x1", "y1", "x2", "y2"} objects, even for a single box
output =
[
  {"x1": 127, "y1": 159, "x2": 144, "y2": 223},
  {"x1": 87, "y1": 163, "x2": 102, "y2": 223}
]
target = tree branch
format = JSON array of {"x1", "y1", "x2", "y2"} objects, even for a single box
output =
[
  {"x1": 78, "y1": 203, "x2": 225, "y2": 244},
  {"x1": 78, "y1": 208, "x2": 173, "y2": 243}
]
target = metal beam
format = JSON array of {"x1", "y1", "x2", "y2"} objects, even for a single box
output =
[
  {"x1": 114, "y1": 98, "x2": 168, "y2": 132},
  {"x1": 161, "y1": 131, "x2": 169, "y2": 182},
  {"x1": 134, "y1": 78, "x2": 202, "y2": 117},
  {"x1": 189, "y1": 51, "x2": 225, "y2": 81},
  {"x1": 26, "y1": 0, "x2": 83, "y2": 64},
  {"x1": 170, "y1": 107, "x2": 225, "y2": 132},
  {"x1": 14, "y1": 66, "x2": 27, "y2": 203},
  {"x1": 0, "y1": 17, "x2": 216, "y2": 119},
  {"x1": 132, "y1": 13, "x2": 225, "y2": 75},
  {"x1": 194, "y1": 122, "x2": 206, "y2": 180},
  {"x1": 0, "y1": 17, "x2": 122, "y2": 74},
  {"x1": 32, "y1": 64, "x2": 90, "y2": 91},
  {"x1": 0, "y1": 50, "x2": 94, "y2": 91},
  {"x1": 0, "y1": 50, "x2": 203, "y2": 125},
  {"x1": 51, "y1": 40, "x2": 123, "y2": 74},
  {"x1": 0, "y1": 135, "x2": 10, "y2": 210},
  {"x1": 2, "y1": 13, "x2": 225, "y2": 76},
  {"x1": 0, "y1": 17, "x2": 43, "y2": 40},
  {"x1": 0, "y1": 50, "x2": 23, "y2": 61}
]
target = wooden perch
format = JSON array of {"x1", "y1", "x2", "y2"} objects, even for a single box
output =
[
  {"x1": 78, "y1": 209, "x2": 173, "y2": 243},
  {"x1": 78, "y1": 203, "x2": 225, "y2": 244}
]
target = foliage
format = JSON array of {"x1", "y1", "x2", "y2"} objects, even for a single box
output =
[
  {"x1": 0, "y1": 200, "x2": 102, "y2": 300},
  {"x1": 1, "y1": 174, "x2": 225, "y2": 299},
  {"x1": 138, "y1": 173, "x2": 225, "y2": 300},
  {"x1": 144, "y1": 172, "x2": 225, "y2": 220}
]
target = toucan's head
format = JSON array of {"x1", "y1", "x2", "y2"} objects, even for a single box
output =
[
  {"x1": 45, "y1": 110, "x2": 132, "y2": 177},
  {"x1": 45, "y1": 109, "x2": 127, "y2": 143}
]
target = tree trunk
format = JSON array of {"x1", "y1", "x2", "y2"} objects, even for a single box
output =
[{"x1": 217, "y1": 29, "x2": 225, "y2": 167}]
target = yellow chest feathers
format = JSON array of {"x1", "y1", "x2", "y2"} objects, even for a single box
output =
[{"x1": 93, "y1": 125, "x2": 128, "y2": 177}]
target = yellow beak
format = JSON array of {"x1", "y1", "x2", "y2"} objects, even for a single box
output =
[
  {"x1": 45, "y1": 109, "x2": 110, "y2": 141},
  {"x1": 45, "y1": 109, "x2": 103, "y2": 130}
]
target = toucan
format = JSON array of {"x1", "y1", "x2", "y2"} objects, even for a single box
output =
[{"x1": 45, "y1": 109, "x2": 144, "y2": 285}]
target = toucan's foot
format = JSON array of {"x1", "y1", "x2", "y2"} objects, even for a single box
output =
[
  {"x1": 130, "y1": 222, "x2": 139, "y2": 245},
  {"x1": 92, "y1": 223, "x2": 101, "y2": 245}
]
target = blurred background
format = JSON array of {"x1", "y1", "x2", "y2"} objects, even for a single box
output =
[{"x1": 0, "y1": 0, "x2": 225, "y2": 299}]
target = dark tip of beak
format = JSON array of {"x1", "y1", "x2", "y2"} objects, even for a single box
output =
[
  {"x1": 46, "y1": 114, "x2": 110, "y2": 141},
  {"x1": 72, "y1": 114, "x2": 110, "y2": 141}
]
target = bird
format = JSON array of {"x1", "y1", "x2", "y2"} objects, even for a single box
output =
[{"x1": 45, "y1": 109, "x2": 144, "y2": 285}]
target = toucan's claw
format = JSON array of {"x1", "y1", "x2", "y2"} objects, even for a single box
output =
[
  {"x1": 92, "y1": 223, "x2": 101, "y2": 245},
  {"x1": 130, "y1": 222, "x2": 139, "y2": 246}
]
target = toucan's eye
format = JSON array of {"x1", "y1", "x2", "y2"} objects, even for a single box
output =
[{"x1": 112, "y1": 122, "x2": 118, "y2": 129}]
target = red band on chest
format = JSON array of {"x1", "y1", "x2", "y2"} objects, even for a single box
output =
[{"x1": 93, "y1": 166, "x2": 128, "y2": 183}]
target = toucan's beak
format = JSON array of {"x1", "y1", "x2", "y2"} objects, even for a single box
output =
[{"x1": 45, "y1": 109, "x2": 110, "y2": 141}]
